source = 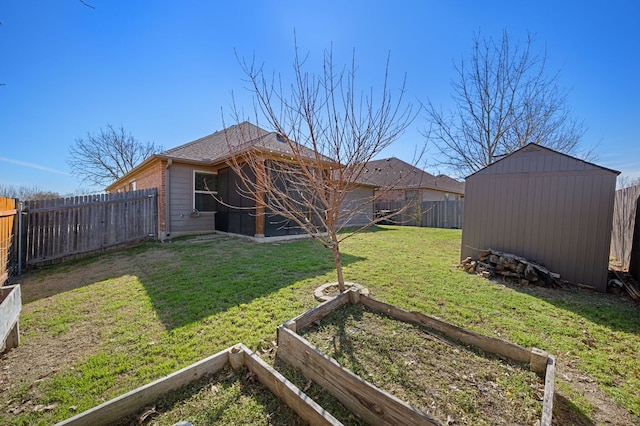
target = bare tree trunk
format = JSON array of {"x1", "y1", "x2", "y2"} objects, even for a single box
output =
[{"x1": 332, "y1": 240, "x2": 345, "y2": 293}]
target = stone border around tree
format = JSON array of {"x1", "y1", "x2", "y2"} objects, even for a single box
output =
[{"x1": 314, "y1": 282, "x2": 369, "y2": 302}]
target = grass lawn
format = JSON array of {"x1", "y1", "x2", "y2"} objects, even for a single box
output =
[{"x1": 1, "y1": 226, "x2": 639, "y2": 425}]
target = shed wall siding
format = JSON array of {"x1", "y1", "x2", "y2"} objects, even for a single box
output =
[
  {"x1": 462, "y1": 159, "x2": 617, "y2": 291},
  {"x1": 168, "y1": 163, "x2": 217, "y2": 234}
]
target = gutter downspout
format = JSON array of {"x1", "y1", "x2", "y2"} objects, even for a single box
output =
[{"x1": 164, "y1": 159, "x2": 172, "y2": 240}]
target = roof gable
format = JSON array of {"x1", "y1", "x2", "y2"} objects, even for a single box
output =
[
  {"x1": 162, "y1": 121, "x2": 332, "y2": 165},
  {"x1": 106, "y1": 122, "x2": 335, "y2": 191},
  {"x1": 469, "y1": 143, "x2": 620, "y2": 177}
]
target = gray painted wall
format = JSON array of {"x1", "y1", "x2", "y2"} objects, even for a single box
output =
[
  {"x1": 461, "y1": 144, "x2": 618, "y2": 291},
  {"x1": 168, "y1": 163, "x2": 216, "y2": 235},
  {"x1": 337, "y1": 186, "x2": 375, "y2": 228}
]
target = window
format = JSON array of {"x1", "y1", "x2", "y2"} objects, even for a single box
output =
[
  {"x1": 405, "y1": 190, "x2": 417, "y2": 201},
  {"x1": 130, "y1": 181, "x2": 136, "y2": 191},
  {"x1": 194, "y1": 171, "x2": 218, "y2": 212}
]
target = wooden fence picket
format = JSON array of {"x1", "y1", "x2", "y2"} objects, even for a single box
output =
[
  {"x1": 375, "y1": 200, "x2": 464, "y2": 229},
  {"x1": 611, "y1": 184, "x2": 640, "y2": 278},
  {"x1": 23, "y1": 189, "x2": 158, "y2": 266},
  {"x1": 0, "y1": 197, "x2": 17, "y2": 285}
]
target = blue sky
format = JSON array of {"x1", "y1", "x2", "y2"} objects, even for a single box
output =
[{"x1": 0, "y1": 0, "x2": 638, "y2": 195}]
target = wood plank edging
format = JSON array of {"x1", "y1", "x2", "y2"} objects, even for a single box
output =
[
  {"x1": 56, "y1": 343, "x2": 343, "y2": 426},
  {"x1": 287, "y1": 290, "x2": 351, "y2": 332},
  {"x1": 277, "y1": 326, "x2": 442, "y2": 426},
  {"x1": 240, "y1": 343, "x2": 343, "y2": 426},
  {"x1": 55, "y1": 345, "x2": 232, "y2": 426},
  {"x1": 279, "y1": 293, "x2": 555, "y2": 426},
  {"x1": 541, "y1": 355, "x2": 556, "y2": 426},
  {"x1": 359, "y1": 294, "x2": 532, "y2": 364},
  {"x1": 0, "y1": 285, "x2": 21, "y2": 352}
]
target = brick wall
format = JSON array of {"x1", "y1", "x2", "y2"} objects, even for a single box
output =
[{"x1": 110, "y1": 160, "x2": 166, "y2": 232}]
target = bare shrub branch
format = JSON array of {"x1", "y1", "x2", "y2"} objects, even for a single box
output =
[{"x1": 224, "y1": 44, "x2": 420, "y2": 291}]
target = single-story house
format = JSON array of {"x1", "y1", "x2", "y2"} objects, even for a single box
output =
[
  {"x1": 360, "y1": 157, "x2": 464, "y2": 202},
  {"x1": 461, "y1": 143, "x2": 619, "y2": 292},
  {"x1": 107, "y1": 122, "x2": 375, "y2": 239}
]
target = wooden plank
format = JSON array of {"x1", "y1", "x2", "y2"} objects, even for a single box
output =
[
  {"x1": 541, "y1": 355, "x2": 556, "y2": 426},
  {"x1": 277, "y1": 326, "x2": 442, "y2": 426},
  {"x1": 23, "y1": 190, "x2": 159, "y2": 266},
  {"x1": 287, "y1": 290, "x2": 351, "y2": 332},
  {"x1": 0, "y1": 285, "x2": 21, "y2": 352},
  {"x1": 56, "y1": 345, "x2": 232, "y2": 426},
  {"x1": 241, "y1": 343, "x2": 343, "y2": 426},
  {"x1": 359, "y1": 295, "x2": 531, "y2": 364}
]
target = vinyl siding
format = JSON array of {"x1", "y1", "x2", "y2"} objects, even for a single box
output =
[
  {"x1": 168, "y1": 163, "x2": 217, "y2": 235},
  {"x1": 337, "y1": 186, "x2": 375, "y2": 227}
]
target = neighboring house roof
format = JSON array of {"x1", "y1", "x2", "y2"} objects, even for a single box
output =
[
  {"x1": 106, "y1": 122, "x2": 334, "y2": 191},
  {"x1": 360, "y1": 157, "x2": 465, "y2": 195}
]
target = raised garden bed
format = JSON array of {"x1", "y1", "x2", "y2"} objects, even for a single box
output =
[
  {"x1": 278, "y1": 290, "x2": 555, "y2": 426},
  {"x1": 0, "y1": 284, "x2": 21, "y2": 353},
  {"x1": 56, "y1": 344, "x2": 341, "y2": 426}
]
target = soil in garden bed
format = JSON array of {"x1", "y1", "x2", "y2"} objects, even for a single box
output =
[
  {"x1": 114, "y1": 366, "x2": 305, "y2": 426},
  {"x1": 298, "y1": 303, "x2": 545, "y2": 426}
]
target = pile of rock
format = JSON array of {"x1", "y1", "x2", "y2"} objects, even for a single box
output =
[{"x1": 460, "y1": 249, "x2": 560, "y2": 287}]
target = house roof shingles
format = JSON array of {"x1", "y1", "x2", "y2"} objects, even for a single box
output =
[
  {"x1": 360, "y1": 157, "x2": 465, "y2": 195},
  {"x1": 161, "y1": 121, "x2": 328, "y2": 165}
]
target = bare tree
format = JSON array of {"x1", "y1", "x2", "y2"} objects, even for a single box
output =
[
  {"x1": 0, "y1": 184, "x2": 60, "y2": 200},
  {"x1": 224, "y1": 47, "x2": 417, "y2": 292},
  {"x1": 67, "y1": 124, "x2": 161, "y2": 187},
  {"x1": 618, "y1": 175, "x2": 640, "y2": 190},
  {"x1": 424, "y1": 31, "x2": 588, "y2": 177}
]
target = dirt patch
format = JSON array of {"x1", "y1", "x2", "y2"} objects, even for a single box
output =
[
  {"x1": 0, "y1": 318, "x2": 103, "y2": 416},
  {"x1": 1, "y1": 244, "x2": 177, "y2": 417},
  {"x1": 17, "y1": 244, "x2": 178, "y2": 303},
  {"x1": 553, "y1": 359, "x2": 640, "y2": 426}
]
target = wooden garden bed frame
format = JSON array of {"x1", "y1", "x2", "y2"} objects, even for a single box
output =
[
  {"x1": 0, "y1": 284, "x2": 21, "y2": 353},
  {"x1": 56, "y1": 343, "x2": 342, "y2": 426},
  {"x1": 278, "y1": 289, "x2": 555, "y2": 426}
]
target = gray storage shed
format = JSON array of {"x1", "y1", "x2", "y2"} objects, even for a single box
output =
[{"x1": 461, "y1": 143, "x2": 620, "y2": 292}]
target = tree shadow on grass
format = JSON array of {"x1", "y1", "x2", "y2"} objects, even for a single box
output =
[
  {"x1": 138, "y1": 236, "x2": 364, "y2": 330},
  {"x1": 18, "y1": 242, "x2": 165, "y2": 304},
  {"x1": 553, "y1": 393, "x2": 596, "y2": 426},
  {"x1": 488, "y1": 276, "x2": 640, "y2": 335},
  {"x1": 17, "y1": 236, "x2": 364, "y2": 331}
]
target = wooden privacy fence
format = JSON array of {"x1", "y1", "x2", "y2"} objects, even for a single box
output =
[
  {"x1": 375, "y1": 200, "x2": 464, "y2": 229},
  {"x1": 0, "y1": 197, "x2": 18, "y2": 285},
  {"x1": 24, "y1": 189, "x2": 158, "y2": 266},
  {"x1": 611, "y1": 184, "x2": 640, "y2": 279}
]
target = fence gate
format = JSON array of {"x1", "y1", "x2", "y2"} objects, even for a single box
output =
[
  {"x1": 24, "y1": 189, "x2": 158, "y2": 266},
  {"x1": 0, "y1": 197, "x2": 18, "y2": 285}
]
